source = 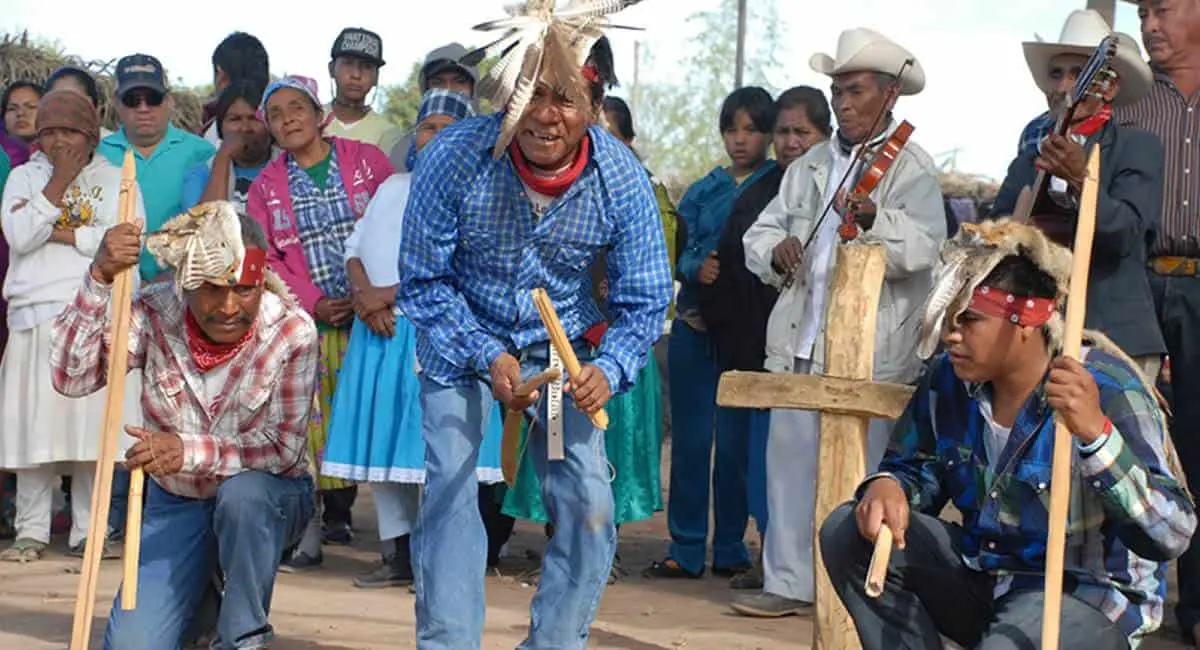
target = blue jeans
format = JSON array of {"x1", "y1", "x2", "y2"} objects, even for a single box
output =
[
  {"x1": 109, "y1": 466, "x2": 130, "y2": 536},
  {"x1": 666, "y1": 321, "x2": 751, "y2": 574},
  {"x1": 104, "y1": 472, "x2": 314, "y2": 650},
  {"x1": 415, "y1": 364, "x2": 616, "y2": 649}
]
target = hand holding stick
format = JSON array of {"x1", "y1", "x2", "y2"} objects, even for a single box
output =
[
  {"x1": 530, "y1": 288, "x2": 609, "y2": 430},
  {"x1": 501, "y1": 368, "x2": 562, "y2": 486},
  {"x1": 865, "y1": 524, "x2": 894, "y2": 598}
]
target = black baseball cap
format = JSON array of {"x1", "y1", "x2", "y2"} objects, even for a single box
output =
[
  {"x1": 115, "y1": 53, "x2": 167, "y2": 98},
  {"x1": 331, "y1": 28, "x2": 385, "y2": 67}
]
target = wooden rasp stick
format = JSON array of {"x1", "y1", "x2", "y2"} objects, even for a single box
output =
[
  {"x1": 1041, "y1": 144, "x2": 1101, "y2": 650},
  {"x1": 530, "y1": 288, "x2": 609, "y2": 430},
  {"x1": 71, "y1": 149, "x2": 138, "y2": 648},
  {"x1": 501, "y1": 368, "x2": 562, "y2": 486},
  {"x1": 865, "y1": 524, "x2": 893, "y2": 598}
]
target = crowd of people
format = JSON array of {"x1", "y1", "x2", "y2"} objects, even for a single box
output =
[{"x1": 0, "y1": 0, "x2": 1198, "y2": 648}]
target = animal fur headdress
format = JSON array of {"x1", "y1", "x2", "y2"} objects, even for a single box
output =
[
  {"x1": 919, "y1": 218, "x2": 1161, "y2": 406},
  {"x1": 466, "y1": 0, "x2": 643, "y2": 158},
  {"x1": 918, "y1": 218, "x2": 1072, "y2": 360},
  {"x1": 145, "y1": 201, "x2": 293, "y2": 301}
]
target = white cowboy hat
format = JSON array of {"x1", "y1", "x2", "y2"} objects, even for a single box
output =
[
  {"x1": 1022, "y1": 9, "x2": 1152, "y2": 106},
  {"x1": 809, "y1": 28, "x2": 925, "y2": 96}
]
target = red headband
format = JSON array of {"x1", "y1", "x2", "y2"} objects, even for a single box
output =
[
  {"x1": 239, "y1": 248, "x2": 267, "y2": 287},
  {"x1": 968, "y1": 285, "x2": 1056, "y2": 327}
]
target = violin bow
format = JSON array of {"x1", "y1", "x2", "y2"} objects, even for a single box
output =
[{"x1": 781, "y1": 58, "x2": 914, "y2": 290}]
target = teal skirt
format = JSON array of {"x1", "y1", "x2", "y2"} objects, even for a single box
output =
[{"x1": 501, "y1": 356, "x2": 664, "y2": 525}]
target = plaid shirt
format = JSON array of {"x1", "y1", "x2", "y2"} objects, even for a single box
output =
[
  {"x1": 869, "y1": 350, "x2": 1195, "y2": 645},
  {"x1": 48, "y1": 272, "x2": 320, "y2": 500},
  {"x1": 398, "y1": 114, "x2": 673, "y2": 392},
  {"x1": 1018, "y1": 111, "x2": 1054, "y2": 158},
  {"x1": 288, "y1": 153, "x2": 354, "y2": 299}
]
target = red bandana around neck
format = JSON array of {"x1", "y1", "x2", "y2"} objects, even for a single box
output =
[
  {"x1": 510, "y1": 134, "x2": 591, "y2": 197},
  {"x1": 1071, "y1": 104, "x2": 1112, "y2": 138},
  {"x1": 184, "y1": 309, "x2": 256, "y2": 373},
  {"x1": 968, "y1": 285, "x2": 1057, "y2": 327}
]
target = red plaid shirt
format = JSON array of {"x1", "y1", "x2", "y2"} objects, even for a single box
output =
[{"x1": 49, "y1": 272, "x2": 319, "y2": 500}]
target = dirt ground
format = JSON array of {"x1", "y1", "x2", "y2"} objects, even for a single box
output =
[{"x1": 0, "y1": 469, "x2": 1193, "y2": 649}]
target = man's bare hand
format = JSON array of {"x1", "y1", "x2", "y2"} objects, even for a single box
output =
[
  {"x1": 91, "y1": 221, "x2": 144, "y2": 284},
  {"x1": 490, "y1": 353, "x2": 537, "y2": 411},
  {"x1": 772, "y1": 237, "x2": 803, "y2": 274},
  {"x1": 855, "y1": 477, "x2": 909, "y2": 549},
  {"x1": 124, "y1": 426, "x2": 185, "y2": 476},
  {"x1": 567, "y1": 364, "x2": 612, "y2": 413}
]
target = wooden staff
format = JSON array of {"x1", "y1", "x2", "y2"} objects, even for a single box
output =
[
  {"x1": 865, "y1": 524, "x2": 893, "y2": 598},
  {"x1": 530, "y1": 288, "x2": 609, "y2": 430},
  {"x1": 1041, "y1": 144, "x2": 1100, "y2": 650},
  {"x1": 500, "y1": 368, "x2": 562, "y2": 485},
  {"x1": 70, "y1": 150, "x2": 138, "y2": 649}
]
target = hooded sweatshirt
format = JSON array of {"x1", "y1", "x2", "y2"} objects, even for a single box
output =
[{"x1": 0, "y1": 151, "x2": 145, "y2": 330}]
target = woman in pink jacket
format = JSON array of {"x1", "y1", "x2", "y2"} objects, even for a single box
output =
[{"x1": 246, "y1": 75, "x2": 392, "y2": 569}]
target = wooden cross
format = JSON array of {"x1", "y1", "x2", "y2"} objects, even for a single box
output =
[{"x1": 717, "y1": 243, "x2": 915, "y2": 650}]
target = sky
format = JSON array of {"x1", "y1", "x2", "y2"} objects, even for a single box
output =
[{"x1": 3, "y1": 0, "x2": 1144, "y2": 181}]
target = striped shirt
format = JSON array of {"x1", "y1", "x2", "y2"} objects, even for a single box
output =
[
  {"x1": 866, "y1": 349, "x2": 1195, "y2": 645},
  {"x1": 1114, "y1": 71, "x2": 1200, "y2": 256},
  {"x1": 397, "y1": 114, "x2": 673, "y2": 393}
]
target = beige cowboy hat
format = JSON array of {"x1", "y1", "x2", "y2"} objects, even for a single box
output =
[
  {"x1": 809, "y1": 27, "x2": 925, "y2": 95},
  {"x1": 1022, "y1": 9, "x2": 1152, "y2": 106}
]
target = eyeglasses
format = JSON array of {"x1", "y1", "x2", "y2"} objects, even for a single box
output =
[{"x1": 121, "y1": 91, "x2": 165, "y2": 109}]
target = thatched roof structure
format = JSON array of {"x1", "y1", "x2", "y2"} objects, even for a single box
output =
[{"x1": 0, "y1": 31, "x2": 204, "y2": 134}]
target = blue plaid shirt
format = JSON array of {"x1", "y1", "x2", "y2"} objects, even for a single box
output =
[
  {"x1": 1017, "y1": 111, "x2": 1055, "y2": 158},
  {"x1": 288, "y1": 152, "x2": 354, "y2": 299},
  {"x1": 397, "y1": 114, "x2": 673, "y2": 392},
  {"x1": 869, "y1": 350, "x2": 1194, "y2": 644}
]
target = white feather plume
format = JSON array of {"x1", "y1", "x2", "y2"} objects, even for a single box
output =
[{"x1": 469, "y1": 0, "x2": 645, "y2": 157}]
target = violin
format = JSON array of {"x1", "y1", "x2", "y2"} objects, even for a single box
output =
[{"x1": 837, "y1": 121, "x2": 915, "y2": 241}]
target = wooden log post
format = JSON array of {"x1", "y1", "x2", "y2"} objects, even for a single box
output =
[
  {"x1": 717, "y1": 242, "x2": 891, "y2": 650},
  {"x1": 813, "y1": 243, "x2": 887, "y2": 650}
]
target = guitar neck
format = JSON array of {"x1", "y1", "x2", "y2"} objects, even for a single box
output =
[{"x1": 1012, "y1": 104, "x2": 1078, "y2": 222}]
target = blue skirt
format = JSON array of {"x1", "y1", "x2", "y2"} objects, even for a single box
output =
[{"x1": 322, "y1": 316, "x2": 504, "y2": 484}]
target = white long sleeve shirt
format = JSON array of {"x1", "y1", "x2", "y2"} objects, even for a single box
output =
[{"x1": 1, "y1": 151, "x2": 145, "y2": 330}]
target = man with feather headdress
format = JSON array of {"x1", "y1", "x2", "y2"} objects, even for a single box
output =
[
  {"x1": 47, "y1": 202, "x2": 319, "y2": 650},
  {"x1": 817, "y1": 219, "x2": 1194, "y2": 649},
  {"x1": 396, "y1": 1, "x2": 672, "y2": 647}
]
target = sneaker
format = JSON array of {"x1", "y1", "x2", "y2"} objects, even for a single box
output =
[
  {"x1": 730, "y1": 565, "x2": 764, "y2": 590},
  {"x1": 730, "y1": 592, "x2": 811, "y2": 618},
  {"x1": 68, "y1": 537, "x2": 120, "y2": 560},
  {"x1": 322, "y1": 522, "x2": 353, "y2": 546},
  {"x1": 353, "y1": 555, "x2": 413, "y2": 589},
  {"x1": 278, "y1": 550, "x2": 322, "y2": 574}
]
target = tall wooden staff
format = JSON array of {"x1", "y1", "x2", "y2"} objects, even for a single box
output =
[
  {"x1": 69, "y1": 150, "x2": 138, "y2": 649},
  {"x1": 1041, "y1": 144, "x2": 1100, "y2": 650}
]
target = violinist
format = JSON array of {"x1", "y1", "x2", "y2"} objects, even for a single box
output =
[
  {"x1": 737, "y1": 28, "x2": 945, "y2": 618},
  {"x1": 990, "y1": 11, "x2": 1165, "y2": 377}
]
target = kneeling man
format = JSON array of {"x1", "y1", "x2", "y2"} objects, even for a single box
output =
[
  {"x1": 50, "y1": 202, "x2": 318, "y2": 650},
  {"x1": 819, "y1": 219, "x2": 1195, "y2": 649}
]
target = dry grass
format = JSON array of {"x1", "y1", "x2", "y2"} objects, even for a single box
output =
[{"x1": 1, "y1": 31, "x2": 204, "y2": 133}]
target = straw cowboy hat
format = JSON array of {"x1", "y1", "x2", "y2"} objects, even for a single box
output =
[
  {"x1": 1022, "y1": 9, "x2": 1152, "y2": 106},
  {"x1": 809, "y1": 28, "x2": 926, "y2": 95}
]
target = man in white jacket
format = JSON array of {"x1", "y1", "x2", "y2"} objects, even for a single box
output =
[
  {"x1": 733, "y1": 27, "x2": 946, "y2": 617},
  {"x1": 0, "y1": 90, "x2": 143, "y2": 562}
]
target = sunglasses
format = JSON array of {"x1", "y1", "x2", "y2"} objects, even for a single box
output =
[{"x1": 122, "y1": 90, "x2": 165, "y2": 109}]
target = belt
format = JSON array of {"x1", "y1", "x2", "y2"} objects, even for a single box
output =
[{"x1": 1149, "y1": 256, "x2": 1200, "y2": 277}]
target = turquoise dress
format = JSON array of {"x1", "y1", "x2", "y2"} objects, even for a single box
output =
[{"x1": 502, "y1": 356, "x2": 664, "y2": 525}]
